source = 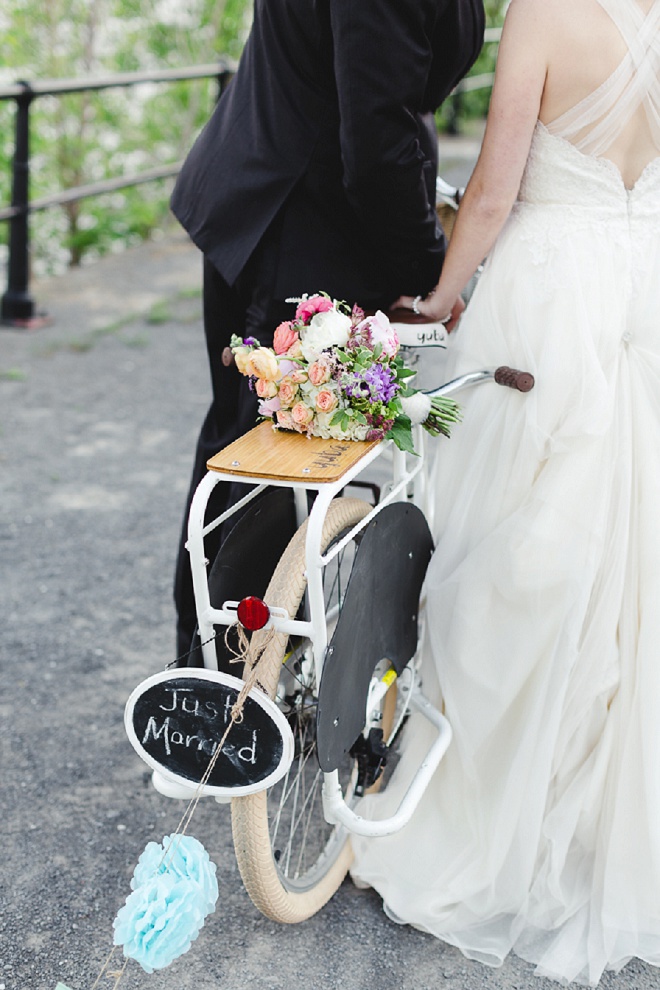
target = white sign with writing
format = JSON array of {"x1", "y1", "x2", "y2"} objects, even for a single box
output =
[{"x1": 390, "y1": 320, "x2": 449, "y2": 349}]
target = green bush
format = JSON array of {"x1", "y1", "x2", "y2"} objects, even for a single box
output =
[{"x1": 0, "y1": 0, "x2": 252, "y2": 274}]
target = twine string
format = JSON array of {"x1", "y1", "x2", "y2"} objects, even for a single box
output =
[
  {"x1": 89, "y1": 946, "x2": 120, "y2": 989},
  {"x1": 109, "y1": 960, "x2": 129, "y2": 989},
  {"x1": 88, "y1": 619, "x2": 274, "y2": 989},
  {"x1": 159, "y1": 620, "x2": 275, "y2": 863}
]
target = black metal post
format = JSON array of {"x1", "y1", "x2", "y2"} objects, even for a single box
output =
[
  {"x1": 446, "y1": 89, "x2": 463, "y2": 137},
  {"x1": 216, "y1": 66, "x2": 234, "y2": 102},
  {"x1": 1, "y1": 82, "x2": 47, "y2": 328}
]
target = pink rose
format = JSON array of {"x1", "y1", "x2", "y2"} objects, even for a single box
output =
[
  {"x1": 295, "y1": 294, "x2": 334, "y2": 323},
  {"x1": 278, "y1": 378, "x2": 299, "y2": 408},
  {"x1": 255, "y1": 377, "x2": 278, "y2": 399},
  {"x1": 315, "y1": 388, "x2": 338, "y2": 413},
  {"x1": 273, "y1": 322, "x2": 300, "y2": 355},
  {"x1": 291, "y1": 402, "x2": 314, "y2": 427},
  {"x1": 289, "y1": 369, "x2": 308, "y2": 384},
  {"x1": 276, "y1": 409, "x2": 296, "y2": 431},
  {"x1": 308, "y1": 360, "x2": 332, "y2": 386}
]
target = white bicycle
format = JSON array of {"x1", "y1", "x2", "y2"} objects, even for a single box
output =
[
  {"x1": 132, "y1": 341, "x2": 533, "y2": 924},
  {"x1": 124, "y1": 182, "x2": 532, "y2": 924}
]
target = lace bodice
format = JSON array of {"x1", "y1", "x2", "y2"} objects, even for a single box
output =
[
  {"x1": 515, "y1": 2, "x2": 660, "y2": 227},
  {"x1": 512, "y1": 122, "x2": 660, "y2": 289},
  {"x1": 518, "y1": 122, "x2": 660, "y2": 212}
]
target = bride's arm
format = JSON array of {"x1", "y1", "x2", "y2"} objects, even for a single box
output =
[{"x1": 394, "y1": 0, "x2": 550, "y2": 322}]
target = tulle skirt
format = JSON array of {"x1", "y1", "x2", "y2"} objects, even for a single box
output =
[{"x1": 350, "y1": 203, "x2": 660, "y2": 985}]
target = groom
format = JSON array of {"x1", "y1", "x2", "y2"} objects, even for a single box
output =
[{"x1": 170, "y1": 0, "x2": 485, "y2": 656}]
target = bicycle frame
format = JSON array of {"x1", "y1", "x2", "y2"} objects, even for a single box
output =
[{"x1": 185, "y1": 369, "x2": 501, "y2": 837}]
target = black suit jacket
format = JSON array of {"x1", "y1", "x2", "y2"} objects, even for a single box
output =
[{"x1": 171, "y1": 0, "x2": 484, "y2": 307}]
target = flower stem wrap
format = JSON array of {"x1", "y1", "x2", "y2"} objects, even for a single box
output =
[{"x1": 400, "y1": 392, "x2": 462, "y2": 437}]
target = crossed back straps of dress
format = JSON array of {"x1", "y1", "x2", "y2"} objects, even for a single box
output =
[{"x1": 546, "y1": 0, "x2": 660, "y2": 156}]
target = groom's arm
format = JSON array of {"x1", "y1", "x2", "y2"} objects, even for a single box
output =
[{"x1": 330, "y1": 0, "x2": 452, "y2": 296}]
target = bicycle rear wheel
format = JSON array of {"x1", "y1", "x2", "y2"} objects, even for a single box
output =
[{"x1": 231, "y1": 497, "x2": 377, "y2": 922}]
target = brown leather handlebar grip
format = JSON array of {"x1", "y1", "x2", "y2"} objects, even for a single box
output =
[
  {"x1": 221, "y1": 346, "x2": 235, "y2": 367},
  {"x1": 494, "y1": 366, "x2": 535, "y2": 392}
]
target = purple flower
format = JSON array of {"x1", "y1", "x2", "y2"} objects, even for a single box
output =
[
  {"x1": 243, "y1": 336, "x2": 259, "y2": 346},
  {"x1": 344, "y1": 364, "x2": 399, "y2": 403},
  {"x1": 347, "y1": 323, "x2": 371, "y2": 350}
]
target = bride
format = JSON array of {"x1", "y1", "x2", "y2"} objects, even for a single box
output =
[{"x1": 350, "y1": 0, "x2": 660, "y2": 985}]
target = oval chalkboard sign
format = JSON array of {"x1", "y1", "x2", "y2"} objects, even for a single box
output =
[{"x1": 125, "y1": 669, "x2": 294, "y2": 797}]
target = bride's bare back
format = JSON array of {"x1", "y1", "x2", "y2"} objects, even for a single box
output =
[
  {"x1": 538, "y1": 0, "x2": 660, "y2": 187},
  {"x1": 394, "y1": 0, "x2": 660, "y2": 322}
]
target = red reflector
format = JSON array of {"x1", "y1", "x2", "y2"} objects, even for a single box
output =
[{"x1": 236, "y1": 596, "x2": 270, "y2": 631}]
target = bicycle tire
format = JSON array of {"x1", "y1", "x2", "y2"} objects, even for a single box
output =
[{"x1": 231, "y1": 496, "x2": 376, "y2": 923}]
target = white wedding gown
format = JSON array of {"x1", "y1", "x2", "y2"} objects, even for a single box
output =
[{"x1": 350, "y1": 1, "x2": 660, "y2": 984}]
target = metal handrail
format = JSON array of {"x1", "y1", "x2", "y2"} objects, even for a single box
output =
[
  {"x1": 0, "y1": 63, "x2": 232, "y2": 100},
  {"x1": 0, "y1": 61, "x2": 235, "y2": 327},
  {"x1": 0, "y1": 163, "x2": 184, "y2": 222}
]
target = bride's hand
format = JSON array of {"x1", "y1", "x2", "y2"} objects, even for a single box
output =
[{"x1": 390, "y1": 292, "x2": 465, "y2": 331}]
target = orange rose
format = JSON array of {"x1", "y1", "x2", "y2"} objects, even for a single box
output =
[
  {"x1": 245, "y1": 347, "x2": 279, "y2": 381},
  {"x1": 286, "y1": 339, "x2": 304, "y2": 359},
  {"x1": 233, "y1": 347, "x2": 251, "y2": 375}
]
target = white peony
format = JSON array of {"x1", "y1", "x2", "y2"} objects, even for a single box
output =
[
  {"x1": 300, "y1": 308, "x2": 351, "y2": 362},
  {"x1": 367, "y1": 310, "x2": 400, "y2": 357}
]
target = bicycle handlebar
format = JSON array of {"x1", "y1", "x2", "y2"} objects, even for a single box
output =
[{"x1": 493, "y1": 366, "x2": 535, "y2": 392}]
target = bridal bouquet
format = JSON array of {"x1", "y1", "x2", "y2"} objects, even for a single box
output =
[{"x1": 230, "y1": 293, "x2": 461, "y2": 454}]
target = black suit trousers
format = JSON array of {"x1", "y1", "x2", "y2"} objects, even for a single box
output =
[{"x1": 173, "y1": 222, "x2": 292, "y2": 657}]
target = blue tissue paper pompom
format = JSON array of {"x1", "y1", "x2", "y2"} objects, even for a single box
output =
[
  {"x1": 132, "y1": 835, "x2": 218, "y2": 914},
  {"x1": 113, "y1": 874, "x2": 208, "y2": 973},
  {"x1": 113, "y1": 835, "x2": 219, "y2": 972}
]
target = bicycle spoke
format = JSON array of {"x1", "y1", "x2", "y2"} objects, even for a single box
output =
[
  {"x1": 270, "y1": 722, "x2": 318, "y2": 865},
  {"x1": 278, "y1": 766, "x2": 325, "y2": 878},
  {"x1": 293, "y1": 772, "x2": 325, "y2": 877}
]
